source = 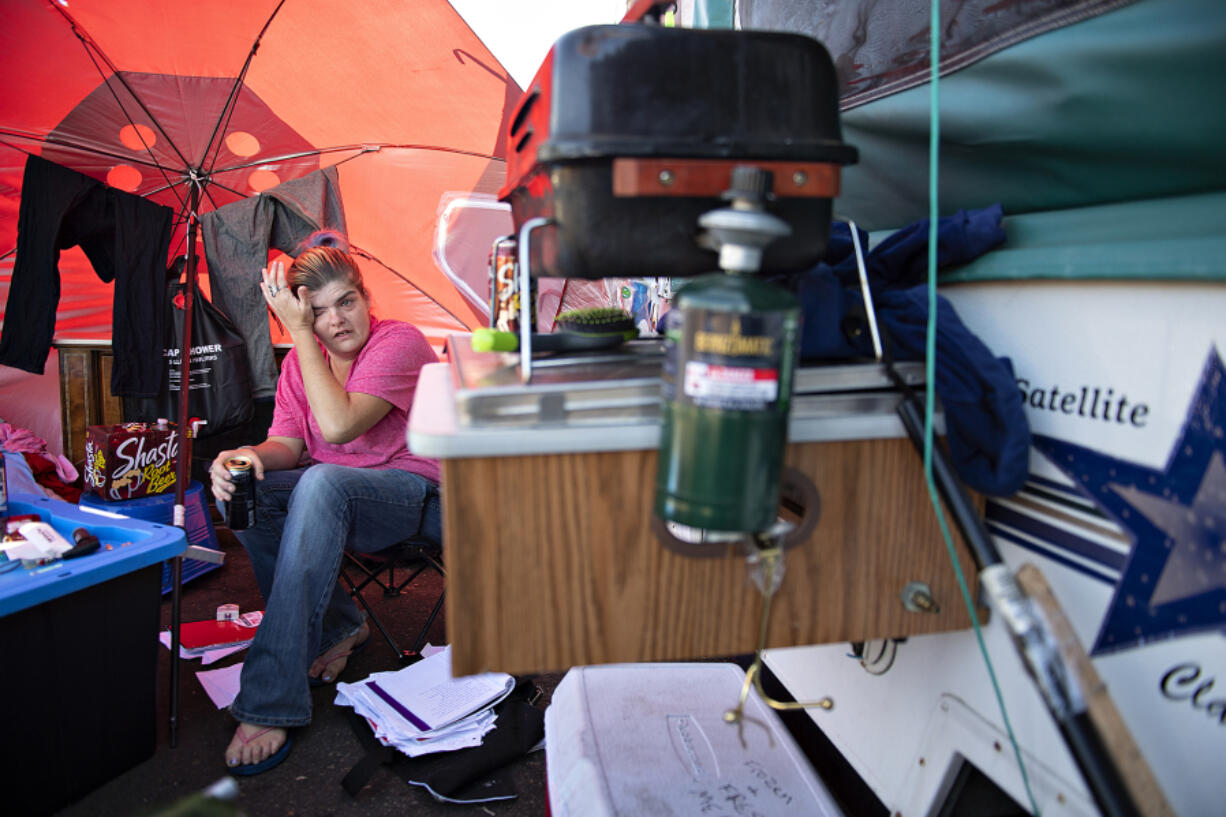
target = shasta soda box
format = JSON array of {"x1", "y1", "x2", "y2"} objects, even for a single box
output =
[{"x1": 83, "y1": 422, "x2": 180, "y2": 500}]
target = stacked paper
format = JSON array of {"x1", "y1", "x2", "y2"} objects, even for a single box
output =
[{"x1": 336, "y1": 645, "x2": 515, "y2": 757}]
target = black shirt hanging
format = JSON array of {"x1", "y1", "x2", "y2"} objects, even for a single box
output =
[{"x1": 0, "y1": 155, "x2": 172, "y2": 397}]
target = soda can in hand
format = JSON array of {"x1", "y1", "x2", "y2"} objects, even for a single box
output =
[{"x1": 224, "y1": 456, "x2": 257, "y2": 531}]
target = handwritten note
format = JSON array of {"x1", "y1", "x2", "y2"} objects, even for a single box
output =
[{"x1": 687, "y1": 763, "x2": 797, "y2": 817}]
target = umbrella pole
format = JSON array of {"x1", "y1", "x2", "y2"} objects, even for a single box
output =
[{"x1": 169, "y1": 180, "x2": 202, "y2": 748}]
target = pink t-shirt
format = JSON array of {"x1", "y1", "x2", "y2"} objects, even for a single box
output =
[{"x1": 268, "y1": 318, "x2": 440, "y2": 483}]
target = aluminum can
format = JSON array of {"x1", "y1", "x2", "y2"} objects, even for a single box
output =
[
  {"x1": 224, "y1": 455, "x2": 257, "y2": 530},
  {"x1": 490, "y1": 235, "x2": 533, "y2": 333}
]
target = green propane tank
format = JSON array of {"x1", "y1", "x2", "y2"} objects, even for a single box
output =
[{"x1": 654, "y1": 167, "x2": 800, "y2": 535}]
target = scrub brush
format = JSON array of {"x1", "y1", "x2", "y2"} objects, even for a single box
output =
[
  {"x1": 471, "y1": 307, "x2": 637, "y2": 353},
  {"x1": 554, "y1": 306, "x2": 638, "y2": 340}
]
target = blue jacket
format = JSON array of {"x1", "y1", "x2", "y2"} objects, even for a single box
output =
[{"x1": 792, "y1": 205, "x2": 1030, "y2": 496}]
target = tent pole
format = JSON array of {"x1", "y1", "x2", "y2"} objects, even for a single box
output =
[{"x1": 169, "y1": 179, "x2": 201, "y2": 748}]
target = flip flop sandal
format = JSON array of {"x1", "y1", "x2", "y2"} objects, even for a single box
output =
[
  {"x1": 227, "y1": 726, "x2": 293, "y2": 776},
  {"x1": 308, "y1": 631, "x2": 370, "y2": 687}
]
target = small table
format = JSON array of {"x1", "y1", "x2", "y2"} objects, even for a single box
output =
[{"x1": 409, "y1": 354, "x2": 983, "y2": 677}]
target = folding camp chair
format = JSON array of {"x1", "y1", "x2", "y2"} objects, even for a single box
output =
[
  {"x1": 340, "y1": 537, "x2": 444, "y2": 664},
  {"x1": 339, "y1": 482, "x2": 444, "y2": 664}
]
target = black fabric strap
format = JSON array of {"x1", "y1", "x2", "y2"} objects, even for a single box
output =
[{"x1": 394, "y1": 699, "x2": 544, "y2": 802}]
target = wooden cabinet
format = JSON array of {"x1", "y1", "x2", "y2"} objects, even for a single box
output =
[
  {"x1": 56, "y1": 345, "x2": 124, "y2": 468},
  {"x1": 443, "y1": 436, "x2": 985, "y2": 676}
]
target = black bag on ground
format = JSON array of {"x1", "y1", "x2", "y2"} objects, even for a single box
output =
[
  {"x1": 342, "y1": 678, "x2": 546, "y2": 804},
  {"x1": 131, "y1": 279, "x2": 253, "y2": 438}
]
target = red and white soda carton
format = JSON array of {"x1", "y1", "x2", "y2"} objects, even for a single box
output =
[{"x1": 83, "y1": 420, "x2": 180, "y2": 500}]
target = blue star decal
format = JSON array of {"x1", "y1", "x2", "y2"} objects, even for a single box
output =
[{"x1": 1033, "y1": 347, "x2": 1226, "y2": 656}]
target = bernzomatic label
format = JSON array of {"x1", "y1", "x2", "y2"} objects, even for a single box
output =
[
  {"x1": 684, "y1": 361, "x2": 779, "y2": 404},
  {"x1": 676, "y1": 311, "x2": 787, "y2": 411},
  {"x1": 1017, "y1": 378, "x2": 1150, "y2": 427}
]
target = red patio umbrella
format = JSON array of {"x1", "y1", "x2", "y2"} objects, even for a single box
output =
[
  {"x1": 1, "y1": 0, "x2": 520, "y2": 344},
  {"x1": 0, "y1": 0, "x2": 521, "y2": 742}
]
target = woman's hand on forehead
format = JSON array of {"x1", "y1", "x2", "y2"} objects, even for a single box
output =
[{"x1": 261, "y1": 260, "x2": 314, "y2": 336}]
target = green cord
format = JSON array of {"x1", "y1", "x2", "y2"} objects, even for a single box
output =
[{"x1": 923, "y1": 3, "x2": 1041, "y2": 813}]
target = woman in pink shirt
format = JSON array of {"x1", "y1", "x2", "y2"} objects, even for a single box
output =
[{"x1": 208, "y1": 232, "x2": 439, "y2": 775}]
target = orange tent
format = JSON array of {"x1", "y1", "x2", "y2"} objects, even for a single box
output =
[{"x1": 0, "y1": 0, "x2": 521, "y2": 369}]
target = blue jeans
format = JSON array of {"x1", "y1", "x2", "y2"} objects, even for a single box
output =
[{"x1": 226, "y1": 464, "x2": 441, "y2": 727}]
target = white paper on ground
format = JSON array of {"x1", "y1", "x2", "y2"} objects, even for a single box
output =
[
  {"x1": 200, "y1": 644, "x2": 247, "y2": 665},
  {"x1": 334, "y1": 645, "x2": 513, "y2": 757},
  {"x1": 196, "y1": 663, "x2": 243, "y2": 709},
  {"x1": 362, "y1": 646, "x2": 513, "y2": 732},
  {"x1": 336, "y1": 684, "x2": 500, "y2": 756}
]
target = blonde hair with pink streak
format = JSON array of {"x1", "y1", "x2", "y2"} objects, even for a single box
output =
[{"x1": 287, "y1": 230, "x2": 371, "y2": 305}]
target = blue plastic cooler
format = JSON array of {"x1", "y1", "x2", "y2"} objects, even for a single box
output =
[
  {"x1": 2, "y1": 492, "x2": 187, "y2": 614},
  {"x1": 1, "y1": 491, "x2": 186, "y2": 816}
]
